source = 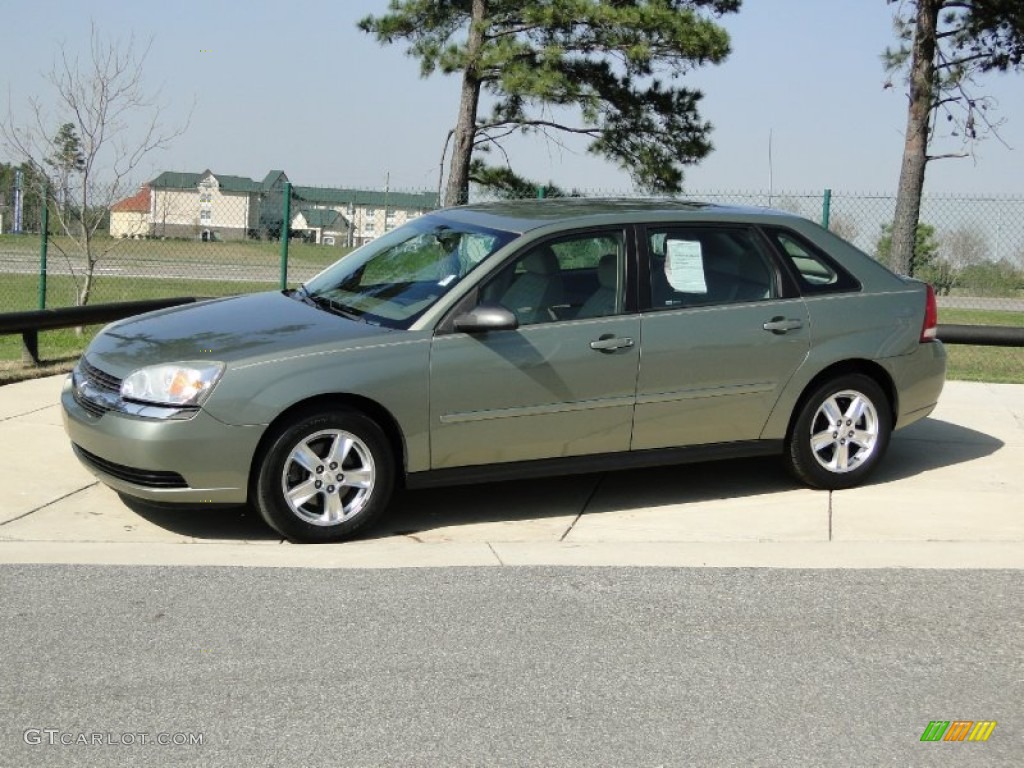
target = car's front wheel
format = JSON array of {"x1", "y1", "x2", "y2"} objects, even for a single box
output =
[
  {"x1": 255, "y1": 409, "x2": 395, "y2": 542},
  {"x1": 785, "y1": 374, "x2": 892, "y2": 490}
]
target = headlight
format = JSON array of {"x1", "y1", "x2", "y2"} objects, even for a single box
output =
[{"x1": 121, "y1": 362, "x2": 225, "y2": 407}]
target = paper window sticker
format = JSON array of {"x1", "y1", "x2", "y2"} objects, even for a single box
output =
[{"x1": 666, "y1": 239, "x2": 707, "y2": 293}]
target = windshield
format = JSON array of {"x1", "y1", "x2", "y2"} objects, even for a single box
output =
[{"x1": 300, "y1": 214, "x2": 517, "y2": 328}]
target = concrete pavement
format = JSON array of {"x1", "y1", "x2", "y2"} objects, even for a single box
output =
[{"x1": 0, "y1": 374, "x2": 1021, "y2": 569}]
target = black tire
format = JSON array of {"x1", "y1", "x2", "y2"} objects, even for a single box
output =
[
  {"x1": 785, "y1": 374, "x2": 892, "y2": 490},
  {"x1": 255, "y1": 409, "x2": 395, "y2": 542}
]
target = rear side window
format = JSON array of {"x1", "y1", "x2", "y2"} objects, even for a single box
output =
[
  {"x1": 767, "y1": 229, "x2": 860, "y2": 294},
  {"x1": 646, "y1": 226, "x2": 777, "y2": 309}
]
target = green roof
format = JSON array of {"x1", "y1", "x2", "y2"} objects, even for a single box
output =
[
  {"x1": 293, "y1": 186, "x2": 437, "y2": 209},
  {"x1": 149, "y1": 169, "x2": 437, "y2": 209},
  {"x1": 150, "y1": 170, "x2": 259, "y2": 192},
  {"x1": 261, "y1": 170, "x2": 288, "y2": 191},
  {"x1": 149, "y1": 171, "x2": 203, "y2": 189},
  {"x1": 295, "y1": 208, "x2": 344, "y2": 228},
  {"x1": 210, "y1": 174, "x2": 260, "y2": 193}
]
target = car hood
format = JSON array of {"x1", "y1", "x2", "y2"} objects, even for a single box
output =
[{"x1": 84, "y1": 291, "x2": 395, "y2": 377}]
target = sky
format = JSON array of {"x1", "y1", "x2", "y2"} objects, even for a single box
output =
[{"x1": 1, "y1": 0, "x2": 1022, "y2": 197}]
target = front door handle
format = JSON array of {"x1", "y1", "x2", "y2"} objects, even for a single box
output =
[
  {"x1": 589, "y1": 335, "x2": 635, "y2": 353},
  {"x1": 762, "y1": 317, "x2": 803, "y2": 334}
]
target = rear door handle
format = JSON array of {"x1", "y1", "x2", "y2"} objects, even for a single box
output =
[
  {"x1": 762, "y1": 317, "x2": 803, "y2": 334},
  {"x1": 589, "y1": 335, "x2": 635, "y2": 352}
]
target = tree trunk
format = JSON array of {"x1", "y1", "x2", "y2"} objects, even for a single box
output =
[
  {"x1": 77, "y1": 180, "x2": 95, "y2": 309},
  {"x1": 74, "y1": 257, "x2": 95, "y2": 336},
  {"x1": 890, "y1": 0, "x2": 939, "y2": 277},
  {"x1": 78, "y1": 263, "x2": 95, "y2": 307},
  {"x1": 443, "y1": 0, "x2": 486, "y2": 207}
]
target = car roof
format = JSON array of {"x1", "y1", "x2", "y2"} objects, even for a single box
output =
[{"x1": 435, "y1": 198, "x2": 798, "y2": 234}]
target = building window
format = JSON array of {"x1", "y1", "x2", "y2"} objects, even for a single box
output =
[
  {"x1": 200, "y1": 210, "x2": 211, "y2": 222},
  {"x1": 199, "y1": 191, "x2": 212, "y2": 203}
]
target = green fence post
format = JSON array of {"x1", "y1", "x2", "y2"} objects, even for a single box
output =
[
  {"x1": 821, "y1": 188, "x2": 832, "y2": 229},
  {"x1": 280, "y1": 181, "x2": 292, "y2": 290},
  {"x1": 38, "y1": 187, "x2": 48, "y2": 310}
]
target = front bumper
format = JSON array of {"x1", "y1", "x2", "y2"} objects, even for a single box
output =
[{"x1": 61, "y1": 376, "x2": 265, "y2": 504}]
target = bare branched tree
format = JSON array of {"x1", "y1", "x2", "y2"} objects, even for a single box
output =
[
  {"x1": 883, "y1": 0, "x2": 1023, "y2": 276},
  {"x1": 931, "y1": 225, "x2": 987, "y2": 294},
  {"x1": 1, "y1": 23, "x2": 190, "y2": 306},
  {"x1": 828, "y1": 215, "x2": 860, "y2": 244}
]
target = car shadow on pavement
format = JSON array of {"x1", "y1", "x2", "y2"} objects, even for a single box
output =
[
  {"x1": 120, "y1": 417, "x2": 1001, "y2": 542},
  {"x1": 372, "y1": 417, "x2": 1003, "y2": 539},
  {"x1": 865, "y1": 417, "x2": 1004, "y2": 484},
  {"x1": 120, "y1": 497, "x2": 282, "y2": 542},
  {"x1": 373, "y1": 457, "x2": 790, "y2": 541}
]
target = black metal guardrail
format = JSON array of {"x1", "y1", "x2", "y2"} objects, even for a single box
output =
[
  {"x1": 0, "y1": 299, "x2": 1022, "y2": 366},
  {"x1": 936, "y1": 324, "x2": 1024, "y2": 347},
  {"x1": 0, "y1": 297, "x2": 203, "y2": 364}
]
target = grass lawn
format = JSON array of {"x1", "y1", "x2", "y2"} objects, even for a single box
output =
[
  {"x1": 938, "y1": 308, "x2": 1024, "y2": 383},
  {"x1": 0, "y1": 235, "x2": 341, "y2": 381},
  {"x1": 944, "y1": 346, "x2": 1024, "y2": 383},
  {"x1": 939, "y1": 308, "x2": 1024, "y2": 326},
  {"x1": 0, "y1": 273, "x2": 279, "y2": 383},
  {"x1": 1, "y1": 234, "x2": 346, "y2": 314},
  {"x1": 0, "y1": 272, "x2": 275, "y2": 311},
  {"x1": 0, "y1": 233, "x2": 349, "y2": 293}
]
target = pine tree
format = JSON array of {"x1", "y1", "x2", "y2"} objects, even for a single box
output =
[{"x1": 360, "y1": 0, "x2": 740, "y2": 205}]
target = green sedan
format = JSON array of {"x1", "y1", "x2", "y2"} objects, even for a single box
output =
[{"x1": 62, "y1": 200, "x2": 946, "y2": 542}]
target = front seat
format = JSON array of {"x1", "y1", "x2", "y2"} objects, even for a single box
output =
[
  {"x1": 575, "y1": 253, "x2": 619, "y2": 319},
  {"x1": 500, "y1": 247, "x2": 563, "y2": 324}
]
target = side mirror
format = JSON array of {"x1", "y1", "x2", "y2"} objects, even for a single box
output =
[{"x1": 453, "y1": 303, "x2": 519, "y2": 333}]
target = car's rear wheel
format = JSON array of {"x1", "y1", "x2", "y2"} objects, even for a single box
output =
[
  {"x1": 786, "y1": 374, "x2": 892, "y2": 490},
  {"x1": 255, "y1": 409, "x2": 394, "y2": 542}
]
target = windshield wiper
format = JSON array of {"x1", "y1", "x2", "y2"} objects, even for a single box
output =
[
  {"x1": 292, "y1": 285, "x2": 369, "y2": 324},
  {"x1": 308, "y1": 294, "x2": 364, "y2": 322},
  {"x1": 290, "y1": 285, "x2": 317, "y2": 307}
]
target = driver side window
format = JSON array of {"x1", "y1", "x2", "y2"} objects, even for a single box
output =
[{"x1": 482, "y1": 231, "x2": 626, "y2": 326}]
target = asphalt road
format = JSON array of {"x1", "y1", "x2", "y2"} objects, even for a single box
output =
[{"x1": 1, "y1": 565, "x2": 1020, "y2": 767}]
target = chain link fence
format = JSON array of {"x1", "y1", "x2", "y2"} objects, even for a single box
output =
[
  {"x1": 471, "y1": 185, "x2": 1024, "y2": 304},
  {"x1": 0, "y1": 179, "x2": 439, "y2": 313},
  {"x1": 2, "y1": 178, "x2": 1021, "y2": 380}
]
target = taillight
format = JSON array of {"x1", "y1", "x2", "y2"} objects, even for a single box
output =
[{"x1": 921, "y1": 283, "x2": 938, "y2": 342}]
